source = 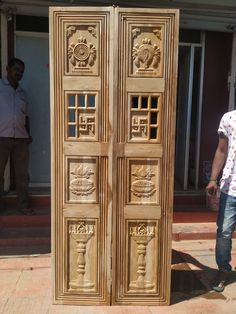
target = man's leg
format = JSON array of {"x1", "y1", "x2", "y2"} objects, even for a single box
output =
[
  {"x1": 0, "y1": 139, "x2": 11, "y2": 200},
  {"x1": 213, "y1": 192, "x2": 236, "y2": 291},
  {"x1": 11, "y1": 139, "x2": 30, "y2": 210},
  {"x1": 216, "y1": 192, "x2": 236, "y2": 271}
]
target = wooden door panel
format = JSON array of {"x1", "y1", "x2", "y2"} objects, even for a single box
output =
[
  {"x1": 50, "y1": 6, "x2": 178, "y2": 306},
  {"x1": 50, "y1": 7, "x2": 112, "y2": 305},
  {"x1": 112, "y1": 8, "x2": 179, "y2": 305}
]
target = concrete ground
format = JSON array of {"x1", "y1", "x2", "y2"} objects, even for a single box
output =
[{"x1": 0, "y1": 239, "x2": 235, "y2": 314}]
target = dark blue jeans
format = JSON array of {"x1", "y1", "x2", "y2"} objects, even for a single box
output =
[
  {"x1": 0, "y1": 138, "x2": 29, "y2": 209},
  {"x1": 216, "y1": 192, "x2": 236, "y2": 272}
]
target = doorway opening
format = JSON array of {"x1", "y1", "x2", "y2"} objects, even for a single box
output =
[{"x1": 175, "y1": 29, "x2": 205, "y2": 191}]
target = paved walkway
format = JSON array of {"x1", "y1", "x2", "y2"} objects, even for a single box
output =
[{"x1": 0, "y1": 239, "x2": 235, "y2": 314}]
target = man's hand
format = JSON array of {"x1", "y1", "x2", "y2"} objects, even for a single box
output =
[{"x1": 206, "y1": 180, "x2": 218, "y2": 196}]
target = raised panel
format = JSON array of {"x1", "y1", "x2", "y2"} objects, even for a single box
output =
[
  {"x1": 65, "y1": 156, "x2": 98, "y2": 204},
  {"x1": 129, "y1": 23, "x2": 164, "y2": 77},
  {"x1": 65, "y1": 21, "x2": 100, "y2": 75},
  {"x1": 127, "y1": 158, "x2": 160, "y2": 205},
  {"x1": 126, "y1": 220, "x2": 158, "y2": 294},
  {"x1": 66, "y1": 219, "x2": 98, "y2": 293}
]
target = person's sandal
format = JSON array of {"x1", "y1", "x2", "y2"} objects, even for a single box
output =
[
  {"x1": 211, "y1": 270, "x2": 229, "y2": 292},
  {"x1": 18, "y1": 208, "x2": 36, "y2": 216}
]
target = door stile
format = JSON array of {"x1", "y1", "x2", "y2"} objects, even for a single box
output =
[
  {"x1": 160, "y1": 13, "x2": 179, "y2": 300},
  {"x1": 50, "y1": 9, "x2": 64, "y2": 301}
]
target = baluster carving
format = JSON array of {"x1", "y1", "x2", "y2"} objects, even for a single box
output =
[
  {"x1": 69, "y1": 221, "x2": 95, "y2": 291},
  {"x1": 129, "y1": 223, "x2": 155, "y2": 290}
]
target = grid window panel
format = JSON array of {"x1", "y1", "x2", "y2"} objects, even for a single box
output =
[
  {"x1": 129, "y1": 94, "x2": 161, "y2": 142},
  {"x1": 66, "y1": 92, "x2": 98, "y2": 141}
]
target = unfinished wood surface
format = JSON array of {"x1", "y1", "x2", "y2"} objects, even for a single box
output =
[{"x1": 50, "y1": 6, "x2": 179, "y2": 306}]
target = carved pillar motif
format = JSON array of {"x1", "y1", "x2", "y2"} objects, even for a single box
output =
[
  {"x1": 129, "y1": 223, "x2": 155, "y2": 290},
  {"x1": 69, "y1": 221, "x2": 95, "y2": 291}
]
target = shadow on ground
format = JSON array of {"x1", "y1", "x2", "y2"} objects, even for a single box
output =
[{"x1": 171, "y1": 249, "x2": 236, "y2": 304}]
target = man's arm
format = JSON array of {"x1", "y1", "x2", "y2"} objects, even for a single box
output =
[
  {"x1": 25, "y1": 116, "x2": 30, "y2": 135},
  {"x1": 206, "y1": 133, "x2": 228, "y2": 194},
  {"x1": 25, "y1": 116, "x2": 33, "y2": 143}
]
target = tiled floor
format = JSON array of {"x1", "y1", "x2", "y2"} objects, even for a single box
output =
[{"x1": 0, "y1": 240, "x2": 235, "y2": 314}]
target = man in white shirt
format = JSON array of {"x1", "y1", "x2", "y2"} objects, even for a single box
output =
[
  {"x1": 206, "y1": 109, "x2": 236, "y2": 292},
  {"x1": 0, "y1": 58, "x2": 34, "y2": 215}
]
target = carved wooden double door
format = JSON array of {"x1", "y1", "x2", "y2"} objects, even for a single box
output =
[{"x1": 50, "y1": 6, "x2": 179, "y2": 306}]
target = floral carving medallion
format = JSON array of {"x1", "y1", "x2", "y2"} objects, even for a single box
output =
[{"x1": 68, "y1": 36, "x2": 96, "y2": 69}]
